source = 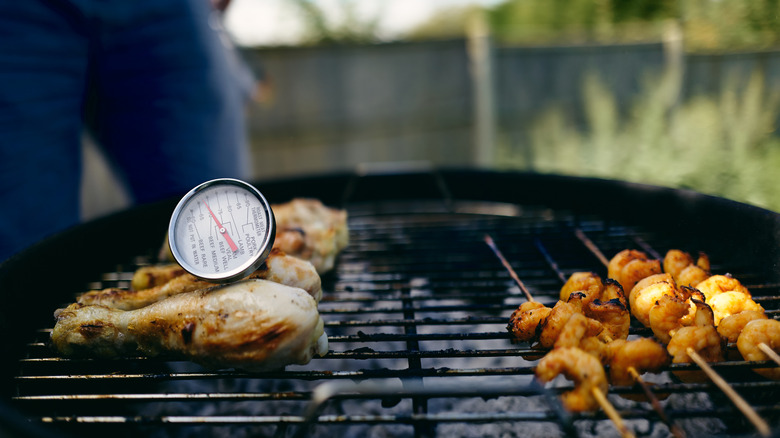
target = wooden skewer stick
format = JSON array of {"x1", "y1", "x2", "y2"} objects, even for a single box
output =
[
  {"x1": 590, "y1": 386, "x2": 635, "y2": 438},
  {"x1": 757, "y1": 342, "x2": 780, "y2": 367},
  {"x1": 574, "y1": 228, "x2": 610, "y2": 267},
  {"x1": 627, "y1": 367, "x2": 686, "y2": 438},
  {"x1": 601, "y1": 335, "x2": 682, "y2": 438},
  {"x1": 685, "y1": 347, "x2": 771, "y2": 437},
  {"x1": 484, "y1": 234, "x2": 535, "y2": 302}
]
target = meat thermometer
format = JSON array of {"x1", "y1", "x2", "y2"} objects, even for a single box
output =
[{"x1": 168, "y1": 178, "x2": 276, "y2": 283}]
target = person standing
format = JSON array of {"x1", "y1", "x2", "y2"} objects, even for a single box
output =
[{"x1": 0, "y1": 0, "x2": 252, "y2": 262}]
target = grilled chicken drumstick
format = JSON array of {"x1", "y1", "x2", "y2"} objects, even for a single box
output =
[{"x1": 52, "y1": 279, "x2": 328, "y2": 371}]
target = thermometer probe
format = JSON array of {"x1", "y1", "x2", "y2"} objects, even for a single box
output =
[{"x1": 168, "y1": 178, "x2": 275, "y2": 283}]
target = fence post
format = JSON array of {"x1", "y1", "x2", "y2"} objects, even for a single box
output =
[
  {"x1": 662, "y1": 19, "x2": 684, "y2": 111},
  {"x1": 467, "y1": 9, "x2": 497, "y2": 168}
]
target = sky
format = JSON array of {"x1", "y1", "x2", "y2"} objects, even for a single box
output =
[{"x1": 223, "y1": 0, "x2": 502, "y2": 46}]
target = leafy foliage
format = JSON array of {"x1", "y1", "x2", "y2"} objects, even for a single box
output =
[
  {"x1": 495, "y1": 67, "x2": 780, "y2": 211},
  {"x1": 289, "y1": 0, "x2": 380, "y2": 45}
]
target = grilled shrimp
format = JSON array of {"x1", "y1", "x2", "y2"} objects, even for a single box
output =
[
  {"x1": 663, "y1": 249, "x2": 695, "y2": 280},
  {"x1": 608, "y1": 338, "x2": 669, "y2": 386},
  {"x1": 695, "y1": 274, "x2": 749, "y2": 302},
  {"x1": 600, "y1": 278, "x2": 628, "y2": 308},
  {"x1": 648, "y1": 294, "x2": 689, "y2": 344},
  {"x1": 507, "y1": 301, "x2": 552, "y2": 343},
  {"x1": 689, "y1": 298, "x2": 715, "y2": 327},
  {"x1": 629, "y1": 279, "x2": 677, "y2": 327},
  {"x1": 608, "y1": 249, "x2": 662, "y2": 295},
  {"x1": 677, "y1": 265, "x2": 710, "y2": 289},
  {"x1": 708, "y1": 291, "x2": 764, "y2": 326},
  {"x1": 677, "y1": 286, "x2": 707, "y2": 326},
  {"x1": 535, "y1": 347, "x2": 609, "y2": 412},
  {"x1": 559, "y1": 272, "x2": 603, "y2": 307},
  {"x1": 695, "y1": 252, "x2": 710, "y2": 271},
  {"x1": 736, "y1": 319, "x2": 780, "y2": 380},
  {"x1": 553, "y1": 313, "x2": 603, "y2": 349},
  {"x1": 585, "y1": 298, "x2": 630, "y2": 341},
  {"x1": 630, "y1": 273, "x2": 674, "y2": 301},
  {"x1": 664, "y1": 298, "x2": 721, "y2": 382},
  {"x1": 663, "y1": 250, "x2": 710, "y2": 287},
  {"x1": 579, "y1": 336, "x2": 610, "y2": 363},
  {"x1": 667, "y1": 324, "x2": 723, "y2": 382},
  {"x1": 717, "y1": 310, "x2": 768, "y2": 344},
  {"x1": 538, "y1": 292, "x2": 589, "y2": 349}
]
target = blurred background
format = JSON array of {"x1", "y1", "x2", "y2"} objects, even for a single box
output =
[{"x1": 82, "y1": 0, "x2": 780, "y2": 219}]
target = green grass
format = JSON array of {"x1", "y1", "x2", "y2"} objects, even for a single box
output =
[{"x1": 496, "y1": 67, "x2": 780, "y2": 212}]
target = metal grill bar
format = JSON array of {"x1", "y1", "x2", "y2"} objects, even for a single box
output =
[{"x1": 11, "y1": 198, "x2": 780, "y2": 437}]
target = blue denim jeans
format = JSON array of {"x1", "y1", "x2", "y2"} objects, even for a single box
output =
[{"x1": 0, "y1": 0, "x2": 250, "y2": 261}]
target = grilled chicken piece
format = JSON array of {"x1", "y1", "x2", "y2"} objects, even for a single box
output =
[
  {"x1": 131, "y1": 264, "x2": 187, "y2": 291},
  {"x1": 52, "y1": 279, "x2": 328, "y2": 371},
  {"x1": 272, "y1": 198, "x2": 348, "y2": 274},
  {"x1": 77, "y1": 249, "x2": 322, "y2": 310}
]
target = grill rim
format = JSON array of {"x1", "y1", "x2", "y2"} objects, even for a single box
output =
[{"x1": 2, "y1": 168, "x2": 780, "y2": 437}]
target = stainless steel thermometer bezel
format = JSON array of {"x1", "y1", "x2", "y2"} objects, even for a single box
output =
[{"x1": 168, "y1": 178, "x2": 276, "y2": 283}]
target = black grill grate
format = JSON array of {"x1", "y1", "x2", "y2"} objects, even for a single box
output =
[{"x1": 11, "y1": 196, "x2": 780, "y2": 438}]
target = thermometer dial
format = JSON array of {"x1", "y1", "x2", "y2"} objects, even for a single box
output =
[{"x1": 168, "y1": 178, "x2": 275, "y2": 283}]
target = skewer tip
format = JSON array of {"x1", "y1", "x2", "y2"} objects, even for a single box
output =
[
  {"x1": 685, "y1": 348, "x2": 771, "y2": 437},
  {"x1": 591, "y1": 387, "x2": 635, "y2": 438}
]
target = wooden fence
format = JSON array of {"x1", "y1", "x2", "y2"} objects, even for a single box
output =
[
  {"x1": 240, "y1": 38, "x2": 780, "y2": 180},
  {"x1": 81, "y1": 39, "x2": 780, "y2": 219}
]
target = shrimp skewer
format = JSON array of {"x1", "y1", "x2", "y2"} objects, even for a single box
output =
[
  {"x1": 685, "y1": 346, "x2": 771, "y2": 437},
  {"x1": 558, "y1": 271, "x2": 603, "y2": 306},
  {"x1": 607, "y1": 338, "x2": 669, "y2": 387},
  {"x1": 484, "y1": 234, "x2": 535, "y2": 302},
  {"x1": 569, "y1": 245, "x2": 685, "y2": 436},
  {"x1": 717, "y1": 310, "x2": 767, "y2": 344},
  {"x1": 496, "y1": 238, "x2": 636, "y2": 436},
  {"x1": 608, "y1": 249, "x2": 662, "y2": 295},
  {"x1": 535, "y1": 347, "x2": 635, "y2": 438},
  {"x1": 737, "y1": 319, "x2": 780, "y2": 380},
  {"x1": 507, "y1": 301, "x2": 551, "y2": 343},
  {"x1": 599, "y1": 247, "x2": 767, "y2": 437},
  {"x1": 758, "y1": 343, "x2": 780, "y2": 368},
  {"x1": 645, "y1": 251, "x2": 772, "y2": 436},
  {"x1": 663, "y1": 249, "x2": 710, "y2": 288},
  {"x1": 626, "y1": 366, "x2": 687, "y2": 438}
]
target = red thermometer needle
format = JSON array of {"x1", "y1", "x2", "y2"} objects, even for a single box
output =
[{"x1": 204, "y1": 201, "x2": 238, "y2": 252}]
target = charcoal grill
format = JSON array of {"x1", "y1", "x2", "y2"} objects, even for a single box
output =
[{"x1": 1, "y1": 169, "x2": 779, "y2": 438}]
